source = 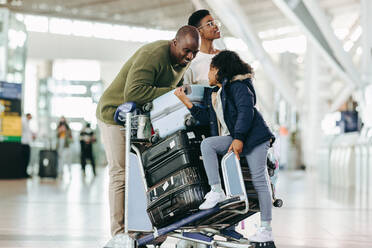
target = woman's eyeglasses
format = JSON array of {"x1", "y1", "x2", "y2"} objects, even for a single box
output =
[{"x1": 198, "y1": 20, "x2": 221, "y2": 29}]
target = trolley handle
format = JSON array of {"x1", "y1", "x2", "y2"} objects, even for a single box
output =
[{"x1": 114, "y1": 101, "x2": 137, "y2": 126}]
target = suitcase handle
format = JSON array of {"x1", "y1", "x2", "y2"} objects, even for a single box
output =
[
  {"x1": 148, "y1": 147, "x2": 171, "y2": 161},
  {"x1": 162, "y1": 198, "x2": 179, "y2": 216}
]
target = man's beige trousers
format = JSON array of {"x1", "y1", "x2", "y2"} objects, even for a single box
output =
[{"x1": 98, "y1": 120, "x2": 126, "y2": 236}]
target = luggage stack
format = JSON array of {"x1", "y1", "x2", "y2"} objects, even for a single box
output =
[
  {"x1": 138, "y1": 85, "x2": 281, "y2": 228},
  {"x1": 139, "y1": 85, "x2": 211, "y2": 227},
  {"x1": 142, "y1": 130, "x2": 209, "y2": 227}
]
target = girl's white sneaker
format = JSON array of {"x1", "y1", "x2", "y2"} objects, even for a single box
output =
[{"x1": 248, "y1": 227, "x2": 274, "y2": 243}]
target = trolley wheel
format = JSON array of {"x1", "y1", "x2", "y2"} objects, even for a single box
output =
[
  {"x1": 184, "y1": 116, "x2": 196, "y2": 127},
  {"x1": 251, "y1": 241, "x2": 276, "y2": 248},
  {"x1": 152, "y1": 235, "x2": 167, "y2": 247},
  {"x1": 273, "y1": 199, "x2": 283, "y2": 208},
  {"x1": 150, "y1": 134, "x2": 160, "y2": 144},
  {"x1": 142, "y1": 102, "x2": 153, "y2": 112},
  {"x1": 176, "y1": 240, "x2": 197, "y2": 248}
]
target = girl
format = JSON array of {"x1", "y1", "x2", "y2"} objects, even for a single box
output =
[{"x1": 174, "y1": 50, "x2": 275, "y2": 243}]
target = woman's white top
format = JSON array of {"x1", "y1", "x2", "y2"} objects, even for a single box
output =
[{"x1": 183, "y1": 52, "x2": 215, "y2": 86}]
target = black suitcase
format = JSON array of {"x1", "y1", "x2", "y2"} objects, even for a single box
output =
[
  {"x1": 146, "y1": 167, "x2": 208, "y2": 227},
  {"x1": 142, "y1": 130, "x2": 204, "y2": 187},
  {"x1": 241, "y1": 166, "x2": 258, "y2": 199},
  {"x1": 39, "y1": 150, "x2": 58, "y2": 178},
  {"x1": 240, "y1": 157, "x2": 279, "y2": 201}
]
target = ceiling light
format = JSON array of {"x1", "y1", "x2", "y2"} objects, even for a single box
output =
[
  {"x1": 10, "y1": 0, "x2": 22, "y2": 6},
  {"x1": 350, "y1": 26, "x2": 362, "y2": 42},
  {"x1": 39, "y1": 3, "x2": 48, "y2": 10},
  {"x1": 55, "y1": 5, "x2": 63, "y2": 12},
  {"x1": 343, "y1": 41, "x2": 354, "y2": 52},
  {"x1": 356, "y1": 47, "x2": 362, "y2": 55},
  {"x1": 113, "y1": 14, "x2": 121, "y2": 20}
]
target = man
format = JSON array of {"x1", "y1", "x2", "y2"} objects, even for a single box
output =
[
  {"x1": 79, "y1": 123, "x2": 96, "y2": 176},
  {"x1": 21, "y1": 113, "x2": 35, "y2": 177},
  {"x1": 96, "y1": 25, "x2": 200, "y2": 240},
  {"x1": 184, "y1": 9, "x2": 222, "y2": 86}
]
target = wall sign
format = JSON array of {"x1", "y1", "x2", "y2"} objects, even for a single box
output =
[{"x1": 0, "y1": 81, "x2": 22, "y2": 142}]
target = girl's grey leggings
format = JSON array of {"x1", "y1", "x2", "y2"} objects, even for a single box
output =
[{"x1": 200, "y1": 136, "x2": 272, "y2": 221}]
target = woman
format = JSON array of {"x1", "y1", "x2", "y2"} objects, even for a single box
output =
[
  {"x1": 57, "y1": 116, "x2": 73, "y2": 176},
  {"x1": 174, "y1": 51, "x2": 275, "y2": 243},
  {"x1": 184, "y1": 9, "x2": 222, "y2": 86}
]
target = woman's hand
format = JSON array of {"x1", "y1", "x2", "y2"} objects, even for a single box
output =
[
  {"x1": 174, "y1": 87, "x2": 193, "y2": 109},
  {"x1": 58, "y1": 125, "x2": 66, "y2": 133},
  {"x1": 228, "y1": 139, "x2": 244, "y2": 160}
]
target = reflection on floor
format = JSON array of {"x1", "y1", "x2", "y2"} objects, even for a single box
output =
[{"x1": 0, "y1": 164, "x2": 371, "y2": 248}]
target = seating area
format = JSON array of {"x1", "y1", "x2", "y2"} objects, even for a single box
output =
[{"x1": 318, "y1": 128, "x2": 372, "y2": 193}]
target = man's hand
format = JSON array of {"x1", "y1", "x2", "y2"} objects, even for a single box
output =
[
  {"x1": 228, "y1": 139, "x2": 244, "y2": 160},
  {"x1": 174, "y1": 87, "x2": 193, "y2": 109}
]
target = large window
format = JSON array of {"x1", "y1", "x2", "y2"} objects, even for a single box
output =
[
  {"x1": 21, "y1": 14, "x2": 175, "y2": 42},
  {"x1": 50, "y1": 96, "x2": 96, "y2": 121},
  {"x1": 53, "y1": 60, "x2": 100, "y2": 81}
]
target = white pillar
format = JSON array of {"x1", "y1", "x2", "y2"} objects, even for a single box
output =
[
  {"x1": 302, "y1": 43, "x2": 322, "y2": 170},
  {"x1": 0, "y1": 8, "x2": 9, "y2": 80},
  {"x1": 360, "y1": 0, "x2": 372, "y2": 127},
  {"x1": 36, "y1": 60, "x2": 53, "y2": 79},
  {"x1": 361, "y1": 0, "x2": 372, "y2": 85}
]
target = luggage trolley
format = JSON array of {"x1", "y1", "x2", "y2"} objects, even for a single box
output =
[{"x1": 105, "y1": 102, "x2": 279, "y2": 248}]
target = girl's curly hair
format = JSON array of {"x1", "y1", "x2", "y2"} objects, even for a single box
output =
[{"x1": 211, "y1": 50, "x2": 254, "y2": 83}]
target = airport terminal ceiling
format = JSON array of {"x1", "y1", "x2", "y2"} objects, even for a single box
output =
[
  {"x1": 0, "y1": 0, "x2": 360, "y2": 34},
  {"x1": 0, "y1": 0, "x2": 366, "y2": 116}
]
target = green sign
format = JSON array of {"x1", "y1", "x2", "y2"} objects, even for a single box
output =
[{"x1": 0, "y1": 82, "x2": 22, "y2": 143}]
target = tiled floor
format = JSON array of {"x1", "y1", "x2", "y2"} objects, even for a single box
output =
[{"x1": 0, "y1": 165, "x2": 371, "y2": 248}]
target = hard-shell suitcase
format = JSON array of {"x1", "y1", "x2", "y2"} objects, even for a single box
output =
[
  {"x1": 150, "y1": 85, "x2": 205, "y2": 139},
  {"x1": 39, "y1": 150, "x2": 58, "y2": 178},
  {"x1": 147, "y1": 166, "x2": 208, "y2": 205},
  {"x1": 240, "y1": 164, "x2": 258, "y2": 198},
  {"x1": 142, "y1": 130, "x2": 204, "y2": 187},
  {"x1": 146, "y1": 167, "x2": 208, "y2": 227}
]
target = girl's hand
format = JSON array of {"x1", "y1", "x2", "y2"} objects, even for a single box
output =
[
  {"x1": 228, "y1": 139, "x2": 244, "y2": 160},
  {"x1": 174, "y1": 87, "x2": 193, "y2": 109},
  {"x1": 174, "y1": 87, "x2": 187, "y2": 100}
]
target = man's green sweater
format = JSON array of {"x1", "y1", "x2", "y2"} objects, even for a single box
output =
[{"x1": 96, "y1": 40, "x2": 188, "y2": 125}]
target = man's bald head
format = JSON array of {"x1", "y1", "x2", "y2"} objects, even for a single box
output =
[
  {"x1": 175, "y1": 25, "x2": 200, "y2": 42},
  {"x1": 170, "y1": 25, "x2": 200, "y2": 67}
]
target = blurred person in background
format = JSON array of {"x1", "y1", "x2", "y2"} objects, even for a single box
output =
[
  {"x1": 57, "y1": 116, "x2": 73, "y2": 177},
  {"x1": 184, "y1": 9, "x2": 222, "y2": 86},
  {"x1": 79, "y1": 123, "x2": 96, "y2": 176},
  {"x1": 21, "y1": 113, "x2": 36, "y2": 177}
]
